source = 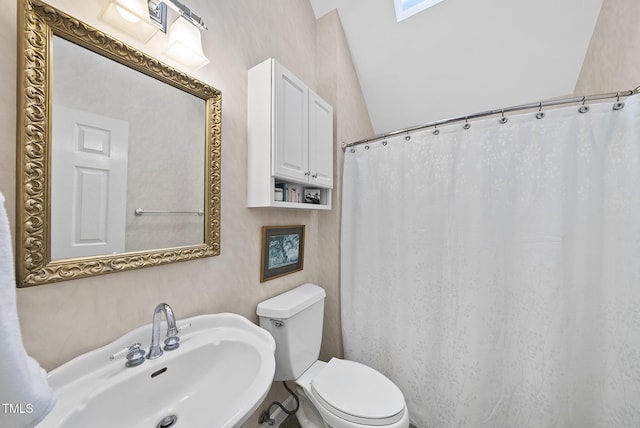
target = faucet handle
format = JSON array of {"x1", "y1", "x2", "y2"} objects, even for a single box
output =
[
  {"x1": 177, "y1": 322, "x2": 192, "y2": 333},
  {"x1": 163, "y1": 335, "x2": 180, "y2": 351},
  {"x1": 162, "y1": 322, "x2": 190, "y2": 352},
  {"x1": 125, "y1": 343, "x2": 146, "y2": 367},
  {"x1": 109, "y1": 346, "x2": 130, "y2": 361}
]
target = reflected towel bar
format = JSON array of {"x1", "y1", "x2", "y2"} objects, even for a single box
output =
[{"x1": 134, "y1": 208, "x2": 204, "y2": 216}]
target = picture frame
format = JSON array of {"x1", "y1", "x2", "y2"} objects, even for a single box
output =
[
  {"x1": 261, "y1": 225, "x2": 305, "y2": 282},
  {"x1": 304, "y1": 188, "x2": 321, "y2": 204}
]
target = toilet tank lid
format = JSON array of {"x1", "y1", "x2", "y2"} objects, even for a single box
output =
[{"x1": 257, "y1": 283, "x2": 326, "y2": 319}]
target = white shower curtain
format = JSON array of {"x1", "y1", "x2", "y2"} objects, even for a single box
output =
[{"x1": 341, "y1": 96, "x2": 640, "y2": 428}]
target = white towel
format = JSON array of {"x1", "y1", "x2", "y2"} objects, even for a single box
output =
[{"x1": 0, "y1": 193, "x2": 55, "y2": 428}]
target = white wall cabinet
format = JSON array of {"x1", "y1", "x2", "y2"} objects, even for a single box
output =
[{"x1": 248, "y1": 58, "x2": 333, "y2": 209}]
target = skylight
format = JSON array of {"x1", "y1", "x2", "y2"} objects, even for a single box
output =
[{"x1": 394, "y1": 0, "x2": 445, "y2": 22}]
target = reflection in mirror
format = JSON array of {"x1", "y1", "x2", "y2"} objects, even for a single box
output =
[
  {"x1": 16, "y1": 0, "x2": 221, "y2": 286},
  {"x1": 51, "y1": 36, "x2": 205, "y2": 259}
]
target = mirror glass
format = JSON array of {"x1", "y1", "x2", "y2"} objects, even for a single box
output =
[
  {"x1": 51, "y1": 36, "x2": 205, "y2": 259},
  {"x1": 16, "y1": 0, "x2": 221, "y2": 286}
]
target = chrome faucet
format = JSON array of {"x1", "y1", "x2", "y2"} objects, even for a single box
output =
[{"x1": 147, "y1": 303, "x2": 180, "y2": 360}]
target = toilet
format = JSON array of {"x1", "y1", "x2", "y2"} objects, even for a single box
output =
[{"x1": 257, "y1": 283, "x2": 410, "y2": 428}]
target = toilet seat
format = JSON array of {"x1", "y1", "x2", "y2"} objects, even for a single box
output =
[{"x1": 309, "y1": 358, "x2": 405, "y2": 426}]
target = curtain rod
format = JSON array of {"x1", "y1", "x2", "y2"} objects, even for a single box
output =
[{"x1": 341, "y1": 86, "x2": 640, "y2": 151}]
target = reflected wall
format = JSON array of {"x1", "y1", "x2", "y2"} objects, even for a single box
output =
[{"x1": 52, "y1": 36, "x2": 206, "y2": 255}]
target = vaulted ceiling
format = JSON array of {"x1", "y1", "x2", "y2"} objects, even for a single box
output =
[{"x1": 309, "y1": 0, "x2": 604, "y2": 135}]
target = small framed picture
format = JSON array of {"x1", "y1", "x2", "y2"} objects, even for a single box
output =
[
  {"x1": 304, "y1": 188, "x2": 321, "y2": 204},
  {"x1": 260, "y1": 225, "x2": 305, "y2": 282}
]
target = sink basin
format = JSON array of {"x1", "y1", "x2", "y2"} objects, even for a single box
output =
[{"x1": 37, "y1": 313, "x2": 276, "y2": 428}]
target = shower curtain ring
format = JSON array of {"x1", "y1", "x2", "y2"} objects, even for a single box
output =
[
  {"x1": 433, "y1": 122, "x2": 440, "y2": 135},
  {"x1": 536, "y1": 102, "x2": 545, "y2": 119},
  {"x1": 463, "y1": 117, "x2": 471, "y2": 130},
  {"x1": 405, "y1": 130, "x2": 411, "y2": 141},
  {"x1": 613, "y1": 92, "x2": 625, "y2": 111},
  {"x1": 578, "y1": 96, "x2": 590, "y2": 114},
  {"x1": 499, "y1": 109, "x2": 508, "y2": 124}
]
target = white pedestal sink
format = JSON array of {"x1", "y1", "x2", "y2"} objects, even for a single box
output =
[{"x1": 37, "y1": 313, "x2": 276, "y2": 428}]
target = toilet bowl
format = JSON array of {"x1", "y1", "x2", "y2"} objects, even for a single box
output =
[
  {"x1": 257, "y1": 283, "x2": 409, "y2": 428},
  {"x1": 295, "y1": 359, "x2": 409, "y2": 428}
]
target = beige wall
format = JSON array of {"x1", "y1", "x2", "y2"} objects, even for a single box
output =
[
  {"x1": 574, "y1": 0, "x2": 640, "y2": 94},
  {"x1": 316, "y1": 10, "x2": 375, "y2": 362},
  {"x1": 2, "y1": 0, "x2": 373, "y2": 423}
]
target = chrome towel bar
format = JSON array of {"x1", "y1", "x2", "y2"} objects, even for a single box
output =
[{"x1": 134, "y1": 208, "x2": 204, "y2": 216}]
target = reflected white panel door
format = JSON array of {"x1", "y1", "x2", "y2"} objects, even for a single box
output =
[{"x1": 51, "y1": 106, "x2": 129, "y2": 259}]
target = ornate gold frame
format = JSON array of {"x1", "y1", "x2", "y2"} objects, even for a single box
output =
[{"x1": 16, "y1": 0, "x2": 221, "y2": 287}]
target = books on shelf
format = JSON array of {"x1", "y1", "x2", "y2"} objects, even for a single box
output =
[
  {"x1": 274, "y1": 183, "x2": 301, "y2": 203},
  {"x1": 274, "y1": 182, "x2": 324, "y2": 205},
  {"x1": 285, "y1": 186, "x2": 301, "y2": 203}
]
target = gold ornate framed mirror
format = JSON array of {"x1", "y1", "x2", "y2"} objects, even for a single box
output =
[{"x1": 16, "y1": 0, "x2": 221, "y2": 287}]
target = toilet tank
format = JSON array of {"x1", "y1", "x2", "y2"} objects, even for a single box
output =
[{"x1": 257, "y1": 283, "x2": 326, "y2": 381}]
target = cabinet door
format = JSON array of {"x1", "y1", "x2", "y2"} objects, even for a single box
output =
[
  {"x1": 273, "y1": 62, "x2": 309, "y2": 183},
  {"x1": 308, "y1": 90, "x2": 333, "y2": 188}
]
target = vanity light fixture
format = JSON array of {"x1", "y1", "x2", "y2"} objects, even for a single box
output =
[
  {"x1": 99, "y1": 0, "x2": 165, "y2": 43},
  {"x1": 99, "y1": 0, "x2": 209, "y2": 70},
  {"x1": 162, "y1": 0, "x2": 207, "y2": 31},
  {"x1": 162, "y1": 15, "x2": 210, "y2": 71}
]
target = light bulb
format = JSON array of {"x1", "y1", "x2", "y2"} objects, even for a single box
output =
[{"x1": 115, "y1": 5, "x2": 140, "y2": 23}]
